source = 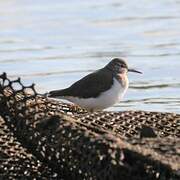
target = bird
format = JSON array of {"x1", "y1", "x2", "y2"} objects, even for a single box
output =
[{"x1": 48, "y1": 58, "x2": 142, "y2": 112}]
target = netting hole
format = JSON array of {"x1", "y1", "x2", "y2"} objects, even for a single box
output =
[
  {"x1": 24, "y1": 87, "x2": 36, "y2": 96},
  {"x1": 3, "y1": 79, "x2": 10, "y2": 86},
  {"x1": 11, "y1": 82, "x2": 23, "y2": 91}
]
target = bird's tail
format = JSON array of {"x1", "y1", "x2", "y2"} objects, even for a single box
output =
[{"x1": 48, "y1": 89, "x2": 68, "y2": 98}]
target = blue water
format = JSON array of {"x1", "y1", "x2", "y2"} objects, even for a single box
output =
[{"x1": 0, "y1": 0, "x2": 180, "y2": 113}]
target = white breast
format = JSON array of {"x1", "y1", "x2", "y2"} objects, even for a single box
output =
[{"x1": 65, "y1": 78, "x2": 129, "y2": 111}]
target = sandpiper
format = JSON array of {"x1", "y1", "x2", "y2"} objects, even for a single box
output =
[{"x1": 48, "y1": 58, "x2": 142, "y2": 112}]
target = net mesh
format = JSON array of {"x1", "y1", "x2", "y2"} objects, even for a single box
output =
[{"x1": 0, "y1": 73, "x2": 179, "y2": 179}]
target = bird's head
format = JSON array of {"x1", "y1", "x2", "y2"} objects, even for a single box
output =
[{"x1": 106, "y1": 58, "x2": 142, "y2": 75}]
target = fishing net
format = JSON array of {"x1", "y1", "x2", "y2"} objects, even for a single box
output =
[{"x1": 0, "y1": 73, "x2": 179, "y2": 179}]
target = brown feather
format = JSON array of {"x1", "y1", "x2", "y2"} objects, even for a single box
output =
[{"x1": 49, "y1": 67, "x2": 114, "y2": 99}]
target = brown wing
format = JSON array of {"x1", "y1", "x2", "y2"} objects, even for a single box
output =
[{"x1": 49, "y1": 68, "x2": 113, "y2": 98}]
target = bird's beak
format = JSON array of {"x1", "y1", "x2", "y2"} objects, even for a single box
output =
[{"x1": 128, "y1": 68, "x2": 142, "y2": 74}]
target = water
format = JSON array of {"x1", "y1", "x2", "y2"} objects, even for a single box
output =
[{"x1": 0, "y1": 0, "x2": 180, "y2": 113}]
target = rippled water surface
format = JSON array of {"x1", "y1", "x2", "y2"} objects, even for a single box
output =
[{"x1": 0, "y1": 0, "x2": 180, "y2": 113}]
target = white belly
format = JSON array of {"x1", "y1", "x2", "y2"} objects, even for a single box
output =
[{"x1": 65, "y1": 78, "x2": 128, "y2": 111}]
